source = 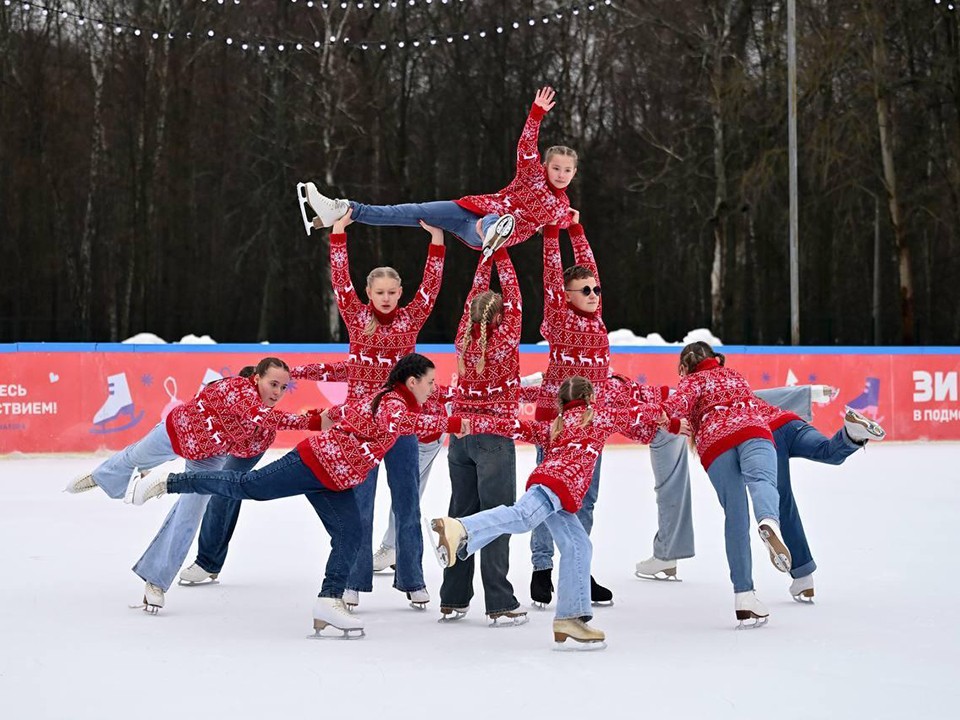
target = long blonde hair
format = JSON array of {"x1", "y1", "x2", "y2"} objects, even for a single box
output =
[
  {"x1": 364, "y1": 266, "x2": 402, "y2": 336},
  {"x1": 550, "y1": 376, "x2": 595, "y2": 441},
  {"x1": 457, "y1": 290, "x2": 503, "y2": 375}
]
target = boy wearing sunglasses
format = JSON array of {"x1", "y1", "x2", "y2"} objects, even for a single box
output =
[{"x1": 528, "y1": 218, "x2": 615, "y2": 607}]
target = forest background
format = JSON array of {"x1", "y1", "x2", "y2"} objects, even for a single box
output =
[{"x1": 2, "y1": 0, "x2": 958, "y2": 346}]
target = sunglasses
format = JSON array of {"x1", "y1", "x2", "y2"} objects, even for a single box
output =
[{"x1": 567, "y1": 285, "x2": 601, "y2": 297}]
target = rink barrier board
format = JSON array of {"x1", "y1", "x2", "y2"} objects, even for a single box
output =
[{"x1": 2, "y1": 344, "x2": 959, "y2": 453}]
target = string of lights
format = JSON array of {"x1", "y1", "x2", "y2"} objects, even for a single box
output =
[{"x1": 6, "y1": 0, "x2": 614, "y2": 54}]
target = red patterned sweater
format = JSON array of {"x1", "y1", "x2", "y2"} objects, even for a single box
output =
[
  {"x1": 755, "y1": 396, "x2": 803, "y2": 432},
  {"x1": 451, "y1": 249, "x2": 522, "y2": 419},
  {"x1": 535, "y1": 224, "x2": 610, "y2": 421},
  {"x1": 296, "y1": 383, "x2": 462, "y2": 491},
  {"x1": 471, "y1": 399, "x2": 663, "y2": 512},
  {"x1": 166, "y1": 377, "x2": 309, "y2": 460},
  {"x1": 454, "y1": 104, "x2": 572, "y2": 248},
  {"x1": 661, "y1": 358, "x2": 774, "y2": 470},
  {"x1": 327, "y1": 233, "x2": 444, "y2": 403}
]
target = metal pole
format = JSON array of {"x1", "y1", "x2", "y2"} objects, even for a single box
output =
[{"x1": 788, "y1": 0, "x2": 800, "y2": 344}]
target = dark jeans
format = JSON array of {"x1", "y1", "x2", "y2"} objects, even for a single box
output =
[
  {"x1": 347, "y1": 434, "x2": 425, "y2": 593},
  {"x1": 193, "y1": 453, "x2": 265, "y2": 574},
  {"x1": 441, "y1": 433, "x2": 520, "y2": 615},
  {"x1": 774, "y1": 420, "x2": 861, "y2": 579},
  {"x1": 167, "y1": 449, "x2": 361, "y2": 598}
]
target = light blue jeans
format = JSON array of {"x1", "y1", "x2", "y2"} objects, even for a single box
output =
[
  {"x1": 92, "y1": 422, "x2": 224, "y2": 499},
  {"x1": 530, "y1": 447, "x2": 601, "y2": 571},
  {"x1": 381, "y1": 438, "x2": 444, "y2": 549},
  {"x1": 132, "y1": 454, "x2": 262, "y2": 591},
  {"x1": 705, "y1": 438, "x2": 780, "y2": 593},
  {"x1": 349, "y1": 200, "x2": 498, "y2": 248},
  {"x1": 460, "y1": 485, "x2": 592, "y2": 621}
]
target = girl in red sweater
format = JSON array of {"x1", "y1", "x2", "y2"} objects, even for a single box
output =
[
  {"x1": 661, "y1": 341, "x2": 792, "y2": 627},
  {"x1": 299, "y1": 208, "x2": 445, "y2": 610},
  {"x1": 430, "y1": 376, "x2": 668, "y2": 650},
  {"x1": 127, "y1": 353, "x2": 467, "y2": 639},
  {"x1": 297, "y1": 86, "x2": 578, "y2": 257},
  {"x1": 438, "y1": 248, "x2": 526, "y2": 626}
]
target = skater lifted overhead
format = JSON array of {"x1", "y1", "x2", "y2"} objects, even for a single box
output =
[
  {"x1": 297, "y1": 86, "x2": 579, "y2": 257},
  {"x1": 126, "y1": 353, "x2": 472, "y2": 639}
]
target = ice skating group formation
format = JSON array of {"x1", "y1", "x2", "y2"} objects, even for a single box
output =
[{"x1": 66, "y1": 87, "x2": 887, "y2": 650}]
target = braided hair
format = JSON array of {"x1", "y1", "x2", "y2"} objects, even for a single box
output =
[
  {"x1": 457, "y1": 290, "x2": 504, "y2": 375},
  {"x1": 370, "y1": 353, "x2": 435, "y2": 417},
  {"x1": 549, "y1": 376, "x2": 595, "y2": 441}
]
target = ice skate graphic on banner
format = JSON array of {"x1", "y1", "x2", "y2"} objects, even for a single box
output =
[
  {"x1": 198, "y1": 368, "x2": 223, "y2": 394},
  {"x1": 90, "y1": 373, "x2": 145, "y2": 434},
  {"x1": 844, "y1": 377, "x2": 883, "y2": 422},
  {"x1": 160, "y1": 377, "x2": 183, "y2": 421}
]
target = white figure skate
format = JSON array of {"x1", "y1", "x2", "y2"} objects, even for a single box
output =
[
  {"x1": 179, "y1": 563, "x2": 219, "y2": 586},
  {"x1": 428, "y1": 516, "x2": 466, "y2": 568},
  {"x1": 310, "y1": 597, "x2": 365, "y2": 639},
  {"x1": 757, "y1": 519, "x2": 792, "y2": 573},
  {"x1": 126, "y1": 470, "x2": 170, "y2": 506},
  {"x1": 372, "y1": 544, "x2": 396, "y2": 573},
  {"x1": 634, "y1": 556, "x2": 680, "y2": 581},
  {"x1": 341, "y1": 588, "x2": 359, "y2": 611},
  {"x1": 64, "y1": 471, "x2": 97, "y2": 494},
  {"x1": 129, "y1": 582, "x2": 164, "y2": 614},
  {"x1": 406, "y1": 588, "x2": 430, "y2": 610},
  {"x1": 297, "y1": 182, "x2": 349, "y2": 234},
  {"x1": 790, "y1": 574, "x2": 815, "y2": 603},
  {"x1": 734, "y1": 590, "x2": 769, "y2": 628},
  {"x1": 481, "y1": 214, "x2": 515, "y2": 258},
  {"x1": 438, "y1": 606, "x2": 469, "y2": 623},
  {"x1": 844, "y1": 408, "x2": 886, "y2": 443}
]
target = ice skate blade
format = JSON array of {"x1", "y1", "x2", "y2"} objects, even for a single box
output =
[
  {"x1": 591, "y1": 599, "x2": 615, "y2": 607},
  {"x1": 634, "y1": 570, "x2": 681, "y2": 582},
  {"x1": 488, "y1": 614, "x2": 529, "y2": 628},
  {"x1": 531, "y1": 601, "x2": 551, "y2": 610},
  {"x1": 792, "y1": 589, "x2": 815, "y2": 604},
  {"x1": 129, "y1": 601, "x2": 161, "y2": 615},
  {"x1": 553, "y1": 637, "x2": 607, "y2": 652},
  {"x1": 735, "y1": 613, "x2": 769, "y2": 629},
  {"x1": 177, "y1": 577, "x2": 219, "y2": 587},
  {"x1": 296, "y1": 183, "x2": 314, "y2": 236},
  {"x1": 310, "y1": 619, "x2": 364, "y2": 639},
  {"x1": 438, "y1": 611, "x2": 468, "y2": 623},
  {"x1": 424, "y1": 516, "x2": 451, "y2": 568},
  {"x1": 759, "y1": 525, "x2": 792, "y2": 573},
  {"x1": 409, "y1": 602, "x2": 429, "y2": 611}
]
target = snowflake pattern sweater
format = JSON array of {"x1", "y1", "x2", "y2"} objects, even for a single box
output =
[
  {"x1": 165, "y1": 376, "x2": 309, "y2": 460},
  {"x1": 296, "y1": 383, "x2": 463, "y2": 492},
  {"x1": 455, "y1": 104, "x2": 572, "y2": 248},
  {"x1": 535, "y1": 223, "x2": 610, "y2": 421},
  {"x1": 451, "y1": 249, "x2": 522, "y2": 419},
  {"x1": 471, "y1": 400, "x2": 663, "y2": 512},
  {"x1": 661, "y1": 358, "x2": 774, "y2": 470},
  {"x1": 328, "y1": 232, "x2": 444, "y2": 403}
]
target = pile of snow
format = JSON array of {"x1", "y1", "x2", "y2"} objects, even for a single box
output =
[
  {"x1": 542, "y1": 328, "x2": 724, "y2": 347},
  {"x1": 122, "y1": 333, "x2": 217, "y2": 344}
]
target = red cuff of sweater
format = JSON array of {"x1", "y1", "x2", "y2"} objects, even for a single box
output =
[
  {"x1": 529, "y1": 104, "x2": 546, "y2": 121},
  {"x1": 427, "y1": 243, "x2": 446, "y2": 259},
  {"x1": 660, "y1": 386, "x2": 670, "y2": 402},
  {"x1": 568, "y1": 223, "x2": 584, "y2": 235},
  {"x1": 493, "y1": 248, "x2": 509, "y2": 263},
  {"x1": 446, "y1": 417, "x2": 464, "y2": 434},
  {"x1": 307, "y1": 413, "x2": 324, "y2": 431},
  {"x1": 543, "y1": 225, "x2": 559, "y2": 239},
  {"x1": 668, "y1": 418, "x2": 682, "y2": 435},
  {"x1": 330, "y1": 232, "x2": 347, "y2": 244}
]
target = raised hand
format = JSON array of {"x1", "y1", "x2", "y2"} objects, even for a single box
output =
[
  {"x1": 534, "y1": 86, "x2": 557, "y2": 113},
  {"x1": 455, "y1": 417, "x2": 472, "y2": 438},
  {"x1": 332, "y1": 206, "x2": 354, "y2": 234},
  {"x1": 419, "y1": 219, "x2": 445, "y2": 246},
  {"x1": 568, "y1": 207, "x2": 580, "y2": 224}
]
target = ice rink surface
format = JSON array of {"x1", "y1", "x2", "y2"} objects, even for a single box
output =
[{"x1": 1, "y1": 443, "x2": 958, "y2": 719}]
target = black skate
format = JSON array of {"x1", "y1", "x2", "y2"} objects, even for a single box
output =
[
  {"x1": 590, "y1": 576, "x2": 614, "y2": 606},
  {"x1": 530, "y1": 568, "x2": 554, "y2": 609}
]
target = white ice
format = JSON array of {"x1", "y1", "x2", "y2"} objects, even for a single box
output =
[{"x1": 1, "y1": 443, "x2": 957, "y2": 719}]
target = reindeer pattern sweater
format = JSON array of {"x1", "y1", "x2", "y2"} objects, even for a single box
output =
[
  {"x1": 451, "y1": 249, "x2": 522, "y2": 419},
  {"x1": 470, "y1": 399, "x2": 663, "y2": 512},
  {"x1": 328, "y1": 233, "x2": 444, "y2": 403},
  {"x1": 661, "y1": 358, "x2": 774, "y2": 470},
  {"x1": 455, "y1": 104, "x2": 572, "y2": 247},
  {"x1": 535, "y1": 224, "x2": 610, "y2": 421},
  {"x1": 296, "y1": 384, "x2": 462, "y2": 491},
  {"x1": 166, "y1": 377, "x2": 309, "y2": 460}
]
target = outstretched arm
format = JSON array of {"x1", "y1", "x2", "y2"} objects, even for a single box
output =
[
  {"x1": 493, "y1": 248, "x2": 523, "y2": 345},
  {"x1": 540, "y1": 225, "x2": 566, "y2": 340},
  {"x1": 291, "y1": 361, "x2": 349, "y2": 383},
  {"x1": 404, "y1": 221, "x2": 446, "y2": 323},
  {"x1": 329, "y1": 210, "x2": 363, "y2": 321},
  {"x1": 567, "y1": 223, "x2": 601, "y2": 314},
  {"x1": 515, "y1": 86, "x2": 556, "y2": 171}
]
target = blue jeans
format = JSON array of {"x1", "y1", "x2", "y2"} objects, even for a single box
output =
[
  {"x1": 649, "y1": 428, "x2": 694, "y2": 561},
  {"x1": 705, "y1": 438, "x2": 779, "y2": 593},
  {"x1": 381, "y1": 438, "x2": 444, "y2": 549},
  {"x1": 349, "y1": 200, "x2": 498, "y2": 248},
  {"x1": 530, "y1": 446, "x2": 601, "y2": 571},
  {"x1": 165, "y1": 450, "x2": 361, "y2": 598},
  {"x1": 133, "y1": 453, "x2": 263, "y2": 591},
  {"x1": 461, "y1": 485, "x2": 592, "y2": 621},
  {"x1": 774, "y1": 420, "x2": 861, "y2": 579},
  {"x1": 441, "y1": 433, "x2": 520, "y2": 614},
  {"x1": 92, "y1": 422, "x2": 223, "y2": 499},
  {"x1": 347, "y1": 434, "x2": 424, "y2": 593}
]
